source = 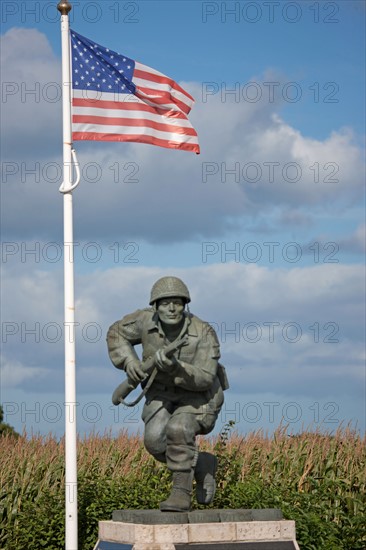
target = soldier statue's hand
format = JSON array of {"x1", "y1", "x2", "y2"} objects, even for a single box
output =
[
  {"x1": 125, "y1": 359, "x2": 146, "y2": 383},
  {"x1": 155, "y1": 349, "x2": 175, "y2": 372}
]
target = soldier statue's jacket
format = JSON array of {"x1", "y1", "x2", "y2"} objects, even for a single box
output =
[{"x1": 107, "y1": 308, "x2": 224, "y2": 413}]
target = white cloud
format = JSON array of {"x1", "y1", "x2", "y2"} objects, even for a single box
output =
[
  {"x1": 338, "y1": 223, "x2": 366, "y2": 254},
  {"x1": 2, "y1": 266, "x2": 63, "y2": 323},
  {"x1": 1, "y1": 355, "x2": 49, "y2": 387},
  {"x1": 1, "y1": 28, "x2": 62, "y2": 159},
  {"x1": 1, "y1": 263, "x2": 364, "y2": 402},
  {"x1": 1, "y1": 28, "x2": 364, "y2": 243}
]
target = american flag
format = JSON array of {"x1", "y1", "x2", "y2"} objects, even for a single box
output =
[{"x1": 70, "y1": 30, "x2": 200, "y2": 154}]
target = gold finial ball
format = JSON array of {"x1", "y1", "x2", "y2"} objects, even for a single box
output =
[{"x1": 57, "y1": 1, "x2": 72, "y2": 15}]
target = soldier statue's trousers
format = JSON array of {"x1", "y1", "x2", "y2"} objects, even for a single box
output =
[{"x1": 142, "y1": 382, "x2": 223, "y2": 472}]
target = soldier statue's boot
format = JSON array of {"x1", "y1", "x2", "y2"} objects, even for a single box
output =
[
  {"x1": 194, "y1": 452, "x2": 217, "y2": 505},
  {"x1": 159, "y1": 470, "x2": 193, "y2": 512}
]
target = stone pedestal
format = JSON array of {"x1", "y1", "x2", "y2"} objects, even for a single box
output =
[{"x1": 97, "y1": 509, "x2": 300, "y2": 549}]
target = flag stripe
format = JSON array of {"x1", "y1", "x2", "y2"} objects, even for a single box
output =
[
  {"x1": 134, "y1": 62, "x2": 194, "y2": 102},
  {"x1": 73, "y1": 92, "x2": 188, "y2": 119},
  {"x1": 135, "y1": 88, "x2": 191, "y2": 115},
  {"x1": 72, "y1": 95, "x2": 198, "y2": 139},
  {"x1": 72, "y1": 122, "x2": 199, "y2": 143},
  {"x1": 73, "y1": 115, "x2": 198, "y2": 135},
  {"x1": 132, "y1": 75, "x2": 193, "y2": 108},
  {"x1": 72, "y1": 132, "x2": 199, "y2": 152},
  {"x1": 73, "y1": 106, "x2": 192, "y2": 126}
]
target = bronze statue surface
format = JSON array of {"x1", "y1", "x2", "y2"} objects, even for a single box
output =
[{"x1": 107, "y1": 276, "x2": 229, "y2": 512}]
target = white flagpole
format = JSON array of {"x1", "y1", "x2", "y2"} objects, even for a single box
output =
[{"x1": 57, "y1": 2, "x2": 79, "y2": 549}]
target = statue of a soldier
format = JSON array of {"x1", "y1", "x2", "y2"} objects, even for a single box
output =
[{"x1": 107, "y1": 276, "x2": 229, "y2": 512}]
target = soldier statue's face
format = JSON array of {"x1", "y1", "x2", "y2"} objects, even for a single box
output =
[{"x1": 157, "y1": 297, "x2": 185, "y2": 325}]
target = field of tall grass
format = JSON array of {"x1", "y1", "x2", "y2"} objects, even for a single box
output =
[{"x1": 1, "y1": 424, "x2": 365, "y2": 549}]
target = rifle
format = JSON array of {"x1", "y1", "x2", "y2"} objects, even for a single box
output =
[{"x1": 111, "y1": 334, "x2": 188, "y2": 407}]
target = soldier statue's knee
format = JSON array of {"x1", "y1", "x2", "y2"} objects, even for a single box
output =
[
  {"x1": 144, "y1": 430, "x2": 166, "y2": 459},
  {"x1": 166, "y1": 415, "x2": 197, "y2": 445}
]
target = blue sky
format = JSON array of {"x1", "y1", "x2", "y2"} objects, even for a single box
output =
[{"x1": 1, "y1": 0, "x2": 365, "y2": 438}]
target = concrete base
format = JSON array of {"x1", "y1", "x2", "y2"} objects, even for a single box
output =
[{"x1": 98, "y1": 509, "x2": 300, "y2": 549}]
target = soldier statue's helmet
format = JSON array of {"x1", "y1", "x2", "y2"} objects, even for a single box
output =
[{"x1": 149, "y1": 276, "x2": 191, "y2": 305}]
